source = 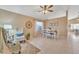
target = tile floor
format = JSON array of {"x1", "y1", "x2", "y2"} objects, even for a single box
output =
[
  {"x1": 28, "y1": 32, "x2": 79, "y2": 54},
  {"x1": 3, "y1": 32, "x2": 79, "y2": 54}
]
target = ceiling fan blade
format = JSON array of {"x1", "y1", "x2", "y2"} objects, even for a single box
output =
[
  {"x1": 48, "y1": 5, "x2": 53, "y2": 9},
  {"x1": 48, "y1": 10, "x2": 53, "y2": 12},
  {"x1": 40, "y1": 6, "x2": 43, "y2": 9}
]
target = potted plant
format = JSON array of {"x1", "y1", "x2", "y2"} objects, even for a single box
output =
[{"x1": 26, "y1": 32, "x2": 30, "y2": 40}]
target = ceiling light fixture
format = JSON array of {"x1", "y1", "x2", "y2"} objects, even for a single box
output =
[{"x1": 40, "y1": 5, "x2": 54, "y2": 14}]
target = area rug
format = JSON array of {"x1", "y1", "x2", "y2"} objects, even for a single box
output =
[{"x1": 21, "y1": 42, "x2": 40, "y2": 54}]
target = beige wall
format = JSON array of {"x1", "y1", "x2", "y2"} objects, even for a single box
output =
[
  {"x1": 0, "y1": 9, "x2": 68, "y2": 39},
  {"x1": 43, "y1": 16, "x2": 68, "y2": 38},
  {"x1": 69, "y1": 19, "x2": 79, "y2": 24},
  {"x1": 23, "y1": 19, "x2": 36, "y2": 38},
  {"x1": 0, "y1": 9, "x2": 36, "y2": 39}
]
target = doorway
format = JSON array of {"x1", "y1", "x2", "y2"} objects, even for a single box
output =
[{"x1": 35, "y1": 21, "x2": 44, "y2": 37}]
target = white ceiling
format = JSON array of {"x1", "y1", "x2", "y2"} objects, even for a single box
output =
[{"x1": 0, "y1": 5, "x2": 79, "y2": 20}]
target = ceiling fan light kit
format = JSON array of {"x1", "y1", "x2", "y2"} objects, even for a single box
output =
[{"x1": 40, "y1": 5, "x2": 53, "y2": 14}]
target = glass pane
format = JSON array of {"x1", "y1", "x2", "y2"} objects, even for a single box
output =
[{"x1": 4, "y1": 24, "x2": 12, "y2": 29}]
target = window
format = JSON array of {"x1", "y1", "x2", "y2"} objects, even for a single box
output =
[
  {"x1": 35, "y1": 21, "x2": 43, "y2": 32},
  {"x1": 71, "y1": 24, "x2": 79, "y2": 30},
  {"x1": 4, "y1": 24, "x2": 12, "y2": 29}
]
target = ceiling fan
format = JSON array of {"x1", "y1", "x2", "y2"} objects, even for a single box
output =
[{"x1": 39, "y1": 5, "x2": 54, "y2": 14}]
